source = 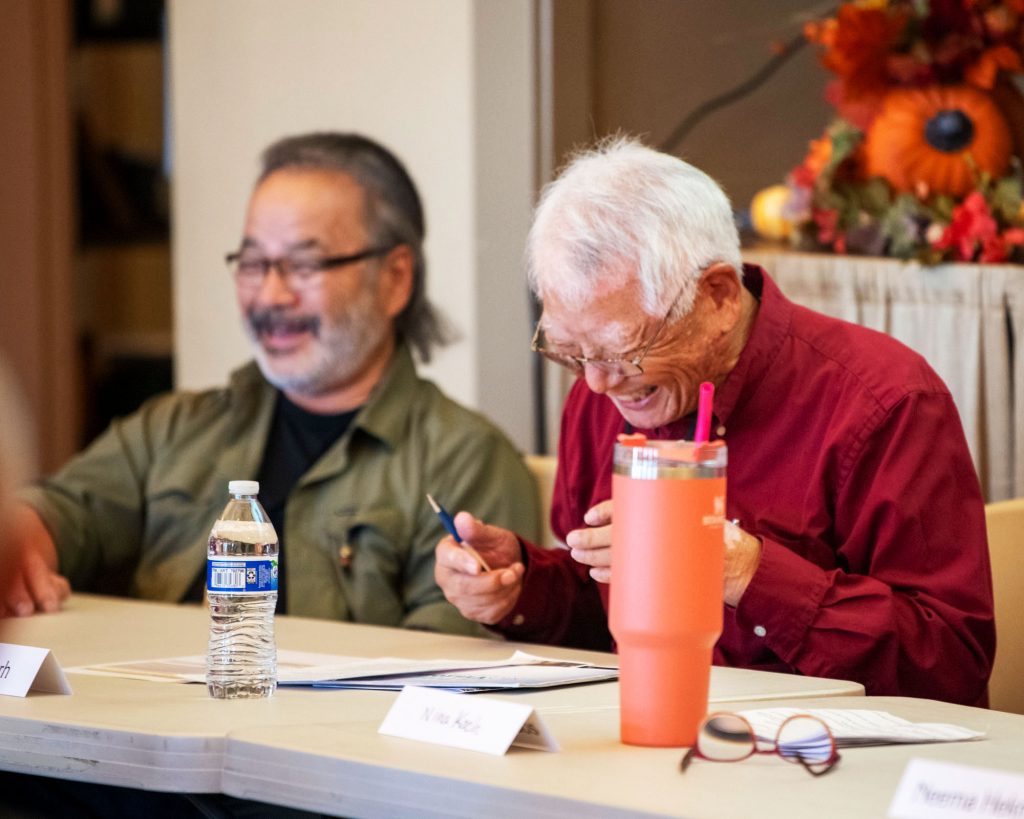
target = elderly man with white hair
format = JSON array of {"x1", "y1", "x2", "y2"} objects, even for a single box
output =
[{"x1": 435, "y1": 137, "x2": 995, "y2": 706}]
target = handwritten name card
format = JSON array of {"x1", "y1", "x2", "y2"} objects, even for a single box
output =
[
  {"x1": 379, "y1": 686, "x2": 559, "y2": 755},
  {"x1": 0, "y1": 643, "x2": 72, "y2": 697},
  {"x1": 889, "y1": 758, "x2": 1024, "y2": 819}
]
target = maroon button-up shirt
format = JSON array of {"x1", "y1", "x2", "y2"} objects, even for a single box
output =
[{"x1": 499, "y1": 267, "x2": 994, "y2": 706}]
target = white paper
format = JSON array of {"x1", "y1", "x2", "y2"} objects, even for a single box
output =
[
  {"x1": 307, "y1": 652, "x2": 618, "y2": 692},
  {"x1": 737, "y1": 708, "x2": 984, "y2": 747},
  {"x1": 889, "y1": 758, "x2": 1024, "y2": 818},
  {"x1": 67, "y1": 649, "x2": 371, "y2": 683},
  {"x1": 378, "y1": 686, "x2": 559, "y2": 755},
  {"x1": 0, "y1": 643, "x2": 72, "y2": 697},
  {"x1": 68, "y1": 649, "x2": 617, "y2": 691}
]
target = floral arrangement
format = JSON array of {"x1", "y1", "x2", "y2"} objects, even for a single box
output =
[{"x1": 763, "y1": 0, "x2": 1024, "y2": 263}]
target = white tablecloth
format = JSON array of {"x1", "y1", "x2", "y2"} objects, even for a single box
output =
[{"x1": 746, "y1": 248, "x2": 1024, "y2": 501}]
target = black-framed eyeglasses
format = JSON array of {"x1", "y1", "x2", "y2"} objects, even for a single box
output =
[
  {"x1": 680, "y1": 712, "x2": 841, "y2": 777},
  {"x1": 530, "y1": 281, "x2": 688, "y2": 377},
  {"x1": 226, "y1": 246, "x2": 393, "y2": 290}
]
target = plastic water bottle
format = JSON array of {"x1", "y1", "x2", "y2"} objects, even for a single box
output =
[{"x1": 206, "y1": 480, "x2": 279, "y2": 699}]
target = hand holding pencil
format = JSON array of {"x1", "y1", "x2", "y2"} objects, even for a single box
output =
[
  {"x1": 431, "y1": 502, "x2": 527, "y2": 625},
  {"x1": 427, "y1": 494, "x2": 492, "y2": 572}
]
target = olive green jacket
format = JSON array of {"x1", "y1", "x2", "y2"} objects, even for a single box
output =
[{"x1": 21, "y1": 345, "x2": 539, "y2": 635}]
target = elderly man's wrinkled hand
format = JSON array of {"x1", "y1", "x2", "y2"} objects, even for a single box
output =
[
  {"x1": 434, "y1": 511, "x2": 525, "y2": 625},
  {"x1": 565, "y1": 499, "x2": 613, "y2": 583}
]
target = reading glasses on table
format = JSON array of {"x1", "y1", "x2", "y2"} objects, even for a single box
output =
[{"x1": 680, "y1": 711, "x2": 841, "y2": 777}]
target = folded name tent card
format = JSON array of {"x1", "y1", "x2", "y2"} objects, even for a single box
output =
[
  {"x1": 379, "y1": 685, "x2": 560, "y2": 755},
  {"x1": 888, "y1": 758, "x2": 1024, "y2": 819},
  {"x1": 0, "y1": 643, "x2": 72, "y2": 697}
]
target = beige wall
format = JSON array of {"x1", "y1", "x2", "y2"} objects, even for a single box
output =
[
  {"x1": 169, "y1": 0, "x2": 536, "y2": 451},
  {"x1": 555, "y1": 0, "x2": 832, "y2": 209},
  {"x1": 170, "y1": 0, "x2": 833, "y2": 456}
]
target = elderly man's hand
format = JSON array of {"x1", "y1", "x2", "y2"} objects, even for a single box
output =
[
  {"x1": 723, "y1": 520, "x2": 762, "y2": 606},
  {"x1": 3, "y1": 506, "x2": 70, "y2": 617},
  {"x1": 565, "y1": 503, "x2": 762, "y2": 603},
  {"x1": 565, "y1": 499, "x2": 613, "y2": 583},
  {"x1": 434, "y1": 512, "x2": 525, "y2": 625}
]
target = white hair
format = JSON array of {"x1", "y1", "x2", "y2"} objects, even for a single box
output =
[{"x1": 526, "y1": 136, "x2": 742, "y2": 317}]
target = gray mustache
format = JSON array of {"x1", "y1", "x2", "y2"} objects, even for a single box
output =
[{"x1": 248, "y1": 308, "x2": 321, "y2": 337}]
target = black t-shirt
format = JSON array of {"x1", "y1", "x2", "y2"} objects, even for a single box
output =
[
  {"x1": 186, "y1": 392, "x2": 358, "y2": 610},
  {"x1": 256, "y1": 393, "x2": 358, "y2": 613}
]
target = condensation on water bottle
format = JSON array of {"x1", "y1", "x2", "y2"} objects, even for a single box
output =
[{"x1": 206, "y1": 479, "x2": 279, "y2": 699}]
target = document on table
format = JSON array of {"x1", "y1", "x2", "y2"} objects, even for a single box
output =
[
  {"x1": 737, "y1": 708, "x2": 985, "y2": 747},
  {"x1": 302, "y1": 652, "x2": 619, "y2": 692},
  {"x1": 67, "y1": 650, "x2": 618, "y2": 692}
]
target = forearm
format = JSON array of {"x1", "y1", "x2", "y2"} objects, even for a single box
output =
[{"x1": 735, "y1": 538, "x2": 993, "y2": 704}]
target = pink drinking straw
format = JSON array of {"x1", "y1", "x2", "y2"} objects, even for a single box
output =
[{"x1": 694, "y1": 381, "x2": 715, "y2": 443}]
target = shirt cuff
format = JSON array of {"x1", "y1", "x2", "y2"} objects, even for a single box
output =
[
  {"x1": 495, "y1": 539, "x2": 566, "y2": 641},
  {"x1": 733, "y1": 535, "x2": 830, "y2": 664}
]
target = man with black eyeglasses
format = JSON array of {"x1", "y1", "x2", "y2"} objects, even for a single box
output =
[
  {"x1": 5, "y1": 132, "x2": 538, "y2": 631},
  {"x1": 436, "y1": 136, "x2": 995, "y2": 707}
]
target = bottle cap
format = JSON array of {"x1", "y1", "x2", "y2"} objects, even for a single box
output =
[{"x1": 228, "y1": 480, "x2": 260, "y2": 496}]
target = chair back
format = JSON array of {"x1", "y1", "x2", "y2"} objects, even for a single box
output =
[
  {"x1": 986, "y1": 498, "x2": 1024, "y2": 714},
  {"x1": 524, "y1": 454, "x2": 559, "y2": 549}
]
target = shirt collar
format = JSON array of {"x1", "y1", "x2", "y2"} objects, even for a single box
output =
[
  {"x1": 348, "y1": 342, "x2": 419, "y2": 450},
  {"x1": 712, "y1": 264, "x2": 792, "y2": 427}
]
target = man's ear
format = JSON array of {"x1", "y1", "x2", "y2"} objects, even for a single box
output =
[
  {"x1": 700, "y1": 262, "x2": 742, "y2": 310},
  {"x1": 378, "y1": 245, "x2": 415, "y2": 318}
]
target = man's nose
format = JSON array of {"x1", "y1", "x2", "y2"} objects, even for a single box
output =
[
  {"x1": 254, "y1": 265, "x2": 298, "y2": 306},
  {"x1": 583, "y1": 363, "x2": 625, "y2": 394}
]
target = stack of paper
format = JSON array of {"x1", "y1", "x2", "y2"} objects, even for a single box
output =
[
  {"x1": 737, "y1": 707, "x2": 985, "y2": 747},
  {"x1": 298, "y1": 653, "x2": 618, "y2": 693},
  {"x1": 68, "y1": 650, "x2": 619, "y2": 693}
]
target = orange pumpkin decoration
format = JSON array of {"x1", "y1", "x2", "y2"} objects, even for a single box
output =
[{"x1": 864, "y1": 84, "x2": 1013, "y2": 197}]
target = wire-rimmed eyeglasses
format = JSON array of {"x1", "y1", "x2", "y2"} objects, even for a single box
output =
[
  {"x1": 530, "y1": 282, "x2": 688, "y2": 377},
  {"x1": 680, "y1": 712, "x2": 841, "y2": 777},
  {"x1": 226, "y1": 246, "x2": 393, "y2": 291}
]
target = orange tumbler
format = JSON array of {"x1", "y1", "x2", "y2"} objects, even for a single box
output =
[{"x1": 610, "y1": 436, "x2": 726, "y2": 747}]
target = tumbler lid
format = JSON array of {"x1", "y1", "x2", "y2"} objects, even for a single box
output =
[{"x1": 613, "y1": 435, "x2": 727, "y2": 476}]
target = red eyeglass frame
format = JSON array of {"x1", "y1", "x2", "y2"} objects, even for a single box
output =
[{"x1": 680, "y1": 711, "x2": 841, "y2": 777}]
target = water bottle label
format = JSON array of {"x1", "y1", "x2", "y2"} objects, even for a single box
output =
[{"x1": 207, "y1": 558, "x2": 278, "y2": 593}]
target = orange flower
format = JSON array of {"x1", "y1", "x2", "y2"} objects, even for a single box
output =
[
  {"x1": 819, "y1": 5, "x2": 909, "y2": 98},
  {"x1": 965, "y1": 45, "x2": 1024, "y2": 88}
]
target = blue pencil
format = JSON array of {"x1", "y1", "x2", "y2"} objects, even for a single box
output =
[{"x1": 426, "y1": 494, "x2": 492, "y2": 571}]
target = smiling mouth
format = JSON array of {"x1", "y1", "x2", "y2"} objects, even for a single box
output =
[
  {"x1": 613, "y1": 384, "x2": 657, "y2": 406},
  {"x1": 248, "y1": 311, "x2": 320, "y2": 349}
]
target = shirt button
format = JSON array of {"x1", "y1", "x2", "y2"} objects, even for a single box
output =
[
  {"x1": 512, "y1": 614, "x2": 525, "y2": 626},
  {"x1": 753, "y1": 625, "x2": 767, "y2": 637},
  {"x1": 716, "y1": 425, "x2": 727, "y2": 437}
]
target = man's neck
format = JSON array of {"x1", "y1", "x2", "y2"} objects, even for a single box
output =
[
  {"x1": 711, "y1": 286, "x2": 760, "y2": 389},
  {"x1": 284, "y1": 336, "x2": 396, "y2": 415}
]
